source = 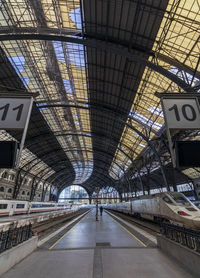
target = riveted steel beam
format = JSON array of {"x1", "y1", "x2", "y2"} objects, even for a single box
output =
[{"x1": 0, "y1": 31, "x2": 195, "y2": 92}]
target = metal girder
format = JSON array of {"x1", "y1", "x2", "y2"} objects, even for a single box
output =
[
  {"x1": 47, "y1": 172, "x2": 74, "y2": 191},
  {"x1": 57, "y1": 181, "x2": 90, "y2": 197},
  {"x1": 63, "y1": 135, "x2": 144, "y2": 192},
  {"x1": 38, "y1": 103, "x2": 159, "y2": 136},
  {"x1": 22, "y1": 147, "x2": 71, "y2": 172},
  {"x1": 53, "y1": 129, "x2": 145, "y2": 191},
  {"x1": 57, "y1": 166, "x2": 117, "y2": 196},
  {"x1": 157, "y1": 53, "x2": 200, "y2": 80},
  {"x1": 0, "y1": 26, "x2": 199, "y2": 80},
  {"x1": 24, "y1": 126, "x2": 142, "y2": 169},
  {"x1": 19, "y1": 154, "x2": 75, "y2": 192},
  {"x1": 58, "y1": 174, "x2": 114, "y2": 196},
  {"x1": 0, "y1": 31, "x2": 195, "y2": 92},
  {"x1": 38, "y1": 106, "x2": 151, "y2": 161},
  {"x1": 0, "y1": 26, "x2": 81, "y2": 36},
  {"x1": 50, "y1": 147, "x2": 132, "y2": 194}
]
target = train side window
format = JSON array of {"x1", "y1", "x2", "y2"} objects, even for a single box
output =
[
  {"x1": 0, "y1": 204, "x2": 8, "y2": 209},
  {"x1": 16, "y1": 204, "x2": 25, "y2": 209},
  {"x1": 170, "y1": 193, "x2": 190, "y2": 206},
  {"x1": 31, "y1": 204, "x2": 41, "y2": 208},
  {"x1": 162, "y1": 196, "x2": 173, "y2": 204}
]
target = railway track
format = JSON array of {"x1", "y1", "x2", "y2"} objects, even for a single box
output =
[
  {"x1": 33, "y1": 209, "x2": 89, "y2": 239},
  {"x1": 106, "y1": 210, "x2": 160, "y2": 236}
]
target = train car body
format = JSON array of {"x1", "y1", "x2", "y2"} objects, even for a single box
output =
[
  {"x1": 29, "y1": 202, "x2": 57, "y2": 213},
  {"x1": 0, "y1": 200, "x2": 29, "y2": 216},
  {"x1": 57, "y1": 203, "x2": 71, "y2": 210},
  {"x1": 107, "y1": 192, "x2": 200, "y2": 229},
  {"x1": 0, "y1": 199, "x2": 71, "y2": 216}
]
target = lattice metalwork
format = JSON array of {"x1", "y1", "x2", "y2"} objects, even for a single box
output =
[
  {"x1": 0, "y1": 0, "x2": 93, "y2": 185},
  {"x1": 0, "y1": 0, "x2": 199, "y2": 194},
  {"x1": 110, "y1": 0, "x2": 200, "y2": 181},
  {"x1": 0, "y1": 130, "x2": 55, "y2": 178}
]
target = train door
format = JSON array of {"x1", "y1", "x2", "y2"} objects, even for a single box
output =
[
  {"x1": 27, "y1": 202, "x2": 31, "y2": 214},
  {"x1": 9, "y1": 202, "x2": 15, "y2": 216}
]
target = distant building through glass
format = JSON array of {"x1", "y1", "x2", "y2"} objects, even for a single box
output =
[
  {"x1": 92, "y1": 187, "x2": 120, "y2": 204},
  {"x1": 59, "y1": 185, "x2": 89, "y2": 205}
]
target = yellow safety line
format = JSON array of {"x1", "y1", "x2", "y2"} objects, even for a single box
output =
[
  {"x1": 111, "y1": 215, "x2": 147, "y2": 247},
  {"x1": 49, "y1": 211, "x2": 88, "y2": 250},
  {"x1": 49, "y1": 228, "x2": 72, "y2": 250}
]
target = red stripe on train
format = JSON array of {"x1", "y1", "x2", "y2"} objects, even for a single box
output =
[
  {"x1": 0, "y1": 211, "x2": 9, "y2": 215},
  {"x1": 13, "y1": 210, "x2": 29, "y2": 213}
]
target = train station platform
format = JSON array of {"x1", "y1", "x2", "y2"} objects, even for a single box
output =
[{"x1": 1, "y1": 209, "x2": 194, "y2": 278}]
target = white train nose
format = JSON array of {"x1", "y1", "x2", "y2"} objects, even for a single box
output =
[{"x1": 192, "y1": 217, "x2": 200, "y2": 229}]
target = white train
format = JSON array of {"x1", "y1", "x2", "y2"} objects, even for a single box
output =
[
  {"x1": 0, "y1": 199, "x2": 71, "y2": 216},
  {"x1": 106, "y1": 192, "x2": 200, "y2": 229}
]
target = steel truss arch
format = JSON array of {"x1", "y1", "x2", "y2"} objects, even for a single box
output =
[{"x1": 0, "y1": 31, "x2": 195, "y2": 92}]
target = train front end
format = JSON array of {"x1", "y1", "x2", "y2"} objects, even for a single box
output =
[{"x1": 163, "y1": 192, "x2": 200, "y2": 229}]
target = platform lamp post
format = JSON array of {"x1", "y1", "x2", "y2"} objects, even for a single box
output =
[{"x1": 95, "y1": 187, "x2": 100, "y2": 221}]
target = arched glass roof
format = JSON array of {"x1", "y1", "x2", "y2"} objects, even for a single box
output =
[{"x1": 0, "y1": 0, "x2": 199, "y2": 195}]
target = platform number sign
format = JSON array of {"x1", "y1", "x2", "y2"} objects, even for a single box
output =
[
  {"x1": 0, "y1": 98, "x2": 33, "y2": 129},
  {"x1": 162, "y1": 98, "x2": 200, "y2": 129}
]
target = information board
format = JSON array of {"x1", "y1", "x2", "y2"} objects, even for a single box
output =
[
  {"x1": 162, "y1": 97, "x2": 200, "y2": 129},
  {"x1": 0, "y1": 98, "x2": 33, "y2": 129}
]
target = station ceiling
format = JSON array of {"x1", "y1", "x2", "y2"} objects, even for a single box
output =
[{"x1": 0, "y1": 0, "x2": 199, "y2": 195}]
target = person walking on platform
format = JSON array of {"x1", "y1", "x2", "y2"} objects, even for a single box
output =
[{"x1": 99, "y1": 206, "x2": 103, "y2": 216}]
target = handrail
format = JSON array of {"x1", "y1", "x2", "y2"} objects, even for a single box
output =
[{"x1": 160, "y1": 223, "x2": 200, "y2": 253}]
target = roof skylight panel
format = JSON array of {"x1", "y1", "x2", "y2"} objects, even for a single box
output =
[
  {"x1": 109, "y1": 2, "x2": 200, "y2": 179},
  {"x1": 0, "y1": 0, "x2": 114, "y2": 185},
  {"x1": 4, "y1": 0, "x2": 35, "y2": 28},
  {"x1": 51, "y1": 27, "x2": 92, "y2": 182},
  {"x1": 182, "y1": 168, "x2": 200, "y2": 179},
  {"x1": 1, "y1": 42, "x2": 87, "y2": 176}
]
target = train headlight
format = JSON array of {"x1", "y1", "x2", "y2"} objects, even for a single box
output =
[{"x1": 177, "y1": 211, "x2": 190, "y2": 216}]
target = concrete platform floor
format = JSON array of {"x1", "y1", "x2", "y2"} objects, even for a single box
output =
[
  {"x1": 1, "y1": 210, "x2": 194, "y2": 278},
  {"x1": 52, "y1": 207, "x2": 144, "y2": 249}
]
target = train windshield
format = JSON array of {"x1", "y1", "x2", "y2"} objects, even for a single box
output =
[{"x1": 169, "y1": 193, "x2": 190, "y2": 206}]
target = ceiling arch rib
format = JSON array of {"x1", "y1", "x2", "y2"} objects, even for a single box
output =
[
  {"x1": 0, "y1": 42, "x2": 75, "y2": 190},
  {"x1": 23, "y1": 140, "x2": 133, "y2": 188},
  {"x1": 0, "y1": 27, "x2": 199, "y2": 79},
  {"x1": 33, "y1": 104, "x2": 158, "y2": 185},
  {"x1": 37, "y1": 103, "x2": 160, "y2": 136},
  {"x1": 0, "y1": 0, "x2": 93, "y2": 185},
  {"x1": 0, "y1": 33, "x2": 194, "y2": 92},
  {"x1": 43, "y1": 130, "x2": 148, "y2": 191},
  {"x1": 57, "y1": 165, "x2": 118, "y2": 196}
]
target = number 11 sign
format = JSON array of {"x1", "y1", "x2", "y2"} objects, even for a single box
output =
[
  {"x1": 162, "y1": 97, "x2": 200, "y2": 129},
  {"x1": 0, "y1": 95, "x2": 33, "y2": 168},
  {"x1": 0, "y1": 97, "x2": 33, "y2": 129}
]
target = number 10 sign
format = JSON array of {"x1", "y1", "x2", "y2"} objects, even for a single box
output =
[
  {"x1": 162, "y1": 97, "x2": 200, "y2": 129},
  {"x1": 0, "y1": 97, "x2": 33, "y2": 129}
]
